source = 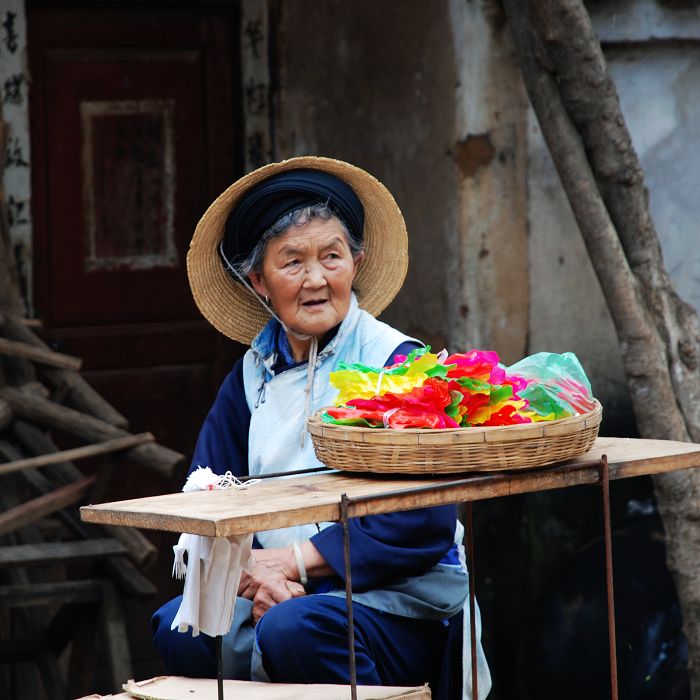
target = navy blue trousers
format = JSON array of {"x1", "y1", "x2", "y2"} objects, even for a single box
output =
[
  {"x1": 152, "y1": 594, "x2": 460, "y2": 694},
  {"x1": 152, "y1": 596, "x2": 219, "y2": 678}
]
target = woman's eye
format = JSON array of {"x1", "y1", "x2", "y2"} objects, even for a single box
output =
[{"x1": 284, "y1": 259, "x2": 300, "y2": 268}]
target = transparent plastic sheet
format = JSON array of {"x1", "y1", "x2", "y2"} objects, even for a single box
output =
[{"x1": 507, "y1": 351, "x2": 596, "y2": 420}]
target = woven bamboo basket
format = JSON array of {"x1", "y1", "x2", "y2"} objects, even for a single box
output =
[{"x1": 307, "y1": 400, "x2": 602, "y2": 474}]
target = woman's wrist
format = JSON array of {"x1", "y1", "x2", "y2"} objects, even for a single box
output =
[
  {"x1": 286, "y1": 540, "x2": 333, "y2": 582},
  {"x1": 299, "y1": 540, "x2": 334, "y2": 578},
  {"x1": 292, "y1": 542, "x2": 308, "y2": 585}
]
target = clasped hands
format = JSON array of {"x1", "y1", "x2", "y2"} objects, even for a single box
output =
[
  {"x1": 238, "y1": 546, "x2": 305, "y2": 622},
  {"x1": 238, "y1": 541, "x2": 333, "y2": 622}
]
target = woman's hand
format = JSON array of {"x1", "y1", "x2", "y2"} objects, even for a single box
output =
[
  {"x1": 238, "y1": 547, "x2": 297, "y2": 599},
  {"x1": 238, "y1": 541, "x2": 334, "y2": 620},
  {"x1": 252, "y1": 576, "x2": 305, "y2": 622}
]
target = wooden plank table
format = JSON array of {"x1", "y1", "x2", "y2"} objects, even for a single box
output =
[
  {"x1": 81, "y1": 437, "x2": 700, "y2": 536},
  {"x1": 90, "y1": 676, "x2": 431, "y2": 699},
  {"x1": 79, "y1": 437, "x2": 700, "y2": 700}
]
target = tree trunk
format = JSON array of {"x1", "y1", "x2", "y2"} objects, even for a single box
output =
[
  {"x1": 502, "y1": 0, "x2": 700, "y2": 694},
  {"x1": 532, "y1": 0, "x2": 700, "y2": 442}
]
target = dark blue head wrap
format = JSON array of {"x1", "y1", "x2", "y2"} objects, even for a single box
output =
[{"x1": 220, "y1": 168, "x2": 364, "y2": 268}]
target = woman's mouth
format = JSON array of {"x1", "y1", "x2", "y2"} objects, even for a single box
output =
[{"x1": 301, "y1": 299, "x2": 328, "y2": 311}]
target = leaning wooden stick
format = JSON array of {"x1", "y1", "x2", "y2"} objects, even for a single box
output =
[
  {"x1": 11, "y1": 421, "x2": 159, "y2": 569},
  {"x1": 0, "y1": 475, "x2": 96, "y2": 537},
  {"x1": 0, "y1": 313, "x2": 129, "y2": 428},
  {"x1": 0, "y1": 336, "x2": 82, "y2": 371},
  {"x1": 0, "y1": 433, "x2": 154, "y2": 476},
  {"x1": 0, "y1": 387, "x2": 183, "y2": 477}
]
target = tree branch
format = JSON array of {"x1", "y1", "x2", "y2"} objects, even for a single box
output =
[
  {"x1": 502, "y1": 1, "x2": 700, "y2": 692},
  {"x1": 501, "y1": 0, "x2": 688, "y2": 444},
  {"x1": 533, "y1": 0, "x2": 700, "y2": 442}
]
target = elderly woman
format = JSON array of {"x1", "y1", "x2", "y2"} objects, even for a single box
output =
[{"x1": 152, "y1": 157, "x2": 490, "y2": 699}]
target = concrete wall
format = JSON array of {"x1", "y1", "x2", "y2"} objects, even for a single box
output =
[
  {"x1": 272, "y1": 0, "x2": 461, "y2": 352},
  {"x1": 273, "y1": 0, "x2": 530, "y2": 368},
  {"x1": 276, "y1": 0, "x2": 459, "y2": 349},
  {"x1": 448, "y1": 0, "x2": 529, "y2": 364},
  {"x1": 526, "y1": 102, "x2": 632, "y2": 423}
]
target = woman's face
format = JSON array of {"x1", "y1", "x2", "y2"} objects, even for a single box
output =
[{"x1": 248, "y1": 216, "x2": 363, "y2": 347}]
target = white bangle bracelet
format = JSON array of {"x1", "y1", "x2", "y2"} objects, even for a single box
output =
[{"x1": 292, "y1": 541, "x2": 308, "y2": 585}]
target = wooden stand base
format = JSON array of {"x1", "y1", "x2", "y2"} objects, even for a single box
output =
[{"x1": 78, "y1": 676, "x2": 432, "y2": 699}]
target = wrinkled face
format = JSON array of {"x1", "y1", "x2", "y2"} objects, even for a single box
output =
[{"x1": 248, "y1": 217, "x2": 363, "y2": 351}]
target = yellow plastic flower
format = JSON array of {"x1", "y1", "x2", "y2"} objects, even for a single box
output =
[{"x1": 330, "y1": 370, "x2": 429, "y2": 406}]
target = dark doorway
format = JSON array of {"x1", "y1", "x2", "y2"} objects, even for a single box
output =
[{"x1": 28, "y1": 1, "x2": 245, "y2": 679}]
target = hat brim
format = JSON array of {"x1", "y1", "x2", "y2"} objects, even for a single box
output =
[{"x1": 187, "y1": 156, "x2": 408, "y2": 344}]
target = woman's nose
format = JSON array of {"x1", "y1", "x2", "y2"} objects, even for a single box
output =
[{"x1": 303, "y1": 261, "x2": 328, "y2": 288}]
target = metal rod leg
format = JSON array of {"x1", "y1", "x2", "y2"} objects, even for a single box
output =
[
  {"x1": 216, "y1": 634, "x2": 224, "y2": 700},
  {"x1": 465, "y1": 502, "x2": 478, "y2": 700},
  {"x1": 600, "y1": 455, "x2": 619, "y2": 700},
  {"x1": 341, "y1": 493, "x2": 358, "y2": 700}
]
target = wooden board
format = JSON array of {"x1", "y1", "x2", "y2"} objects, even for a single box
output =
[
  {"x1": 111, "y1": 676, "x2": 431, "y2": 700},
  {"x1": 1, "y1": 475, "x2": 96, "y2": 536},
  {"x1": 0, "y1": 580, "x2": 103, "y2": 607},
  {"x1": 80, "y1": 437, "x2": 700, "y2": 537},
  {"x1": 0, "y1": 336, "x2": 82, "y2": 371},
  {"x1": 0, "y1": 432, "x2": 154, "y2": 476},
  {"x1": 0, "y1": 539, "x2": 126, "y2": 566}
]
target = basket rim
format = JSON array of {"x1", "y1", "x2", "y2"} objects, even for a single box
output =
[{"x1": 307, "y1": 399, "x2": 602, "y2": 440}]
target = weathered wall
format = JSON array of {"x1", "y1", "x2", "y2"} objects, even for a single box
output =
[
  {"x1": 0, "y1": 0, "x2": 31, "y2": 312},
  {"x1": 607, "y1": 1, "x2": 700, "y2": 309},
  {"x1": 527, "y1": 105, "x2": 632, "y2": 424},
  {"x1": 272, "y1": 0, "x2": 460, "y2": 351},
  {"x1": 448, "y1": 0, "x2": 529, "y2": 364},
  {"x1": 273, "y1": 0, "x2": 531, "y2": 365}
]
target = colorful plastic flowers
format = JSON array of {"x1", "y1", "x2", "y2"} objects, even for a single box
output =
[{"x1": 323, "y1": 348, "x2": 596, "y2": 430}]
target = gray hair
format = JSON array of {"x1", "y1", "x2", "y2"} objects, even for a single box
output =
[{"x1": 235, "y1": 202, "x2": 364, "y2": 277}]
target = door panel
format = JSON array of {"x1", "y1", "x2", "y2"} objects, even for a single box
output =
[
  {"x1": 28, "y1": 5, "x2": 245, "y2": 677},
  {"x1": 46, "y1": 50, "x2": 205, "y2": 325},
  {"x1": 29, "y1": 3, "x2": 244, "y2": 463}
]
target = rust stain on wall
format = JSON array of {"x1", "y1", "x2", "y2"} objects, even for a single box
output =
[{"x1": 452, "y1": 133, "x2": 495, "y2": 178}]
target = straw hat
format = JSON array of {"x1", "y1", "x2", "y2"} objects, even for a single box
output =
[{"x1": 187, "y1": 156, "x2": 408, "y2": 344}]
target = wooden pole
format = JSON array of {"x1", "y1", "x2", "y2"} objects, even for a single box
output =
[
  {"x1": 0, "y1": 336, "x2": 82, "y2": 371},
  {"x1": 0, "y1": 476, "x2": 96, "y2": 537},
  {"x1": 10, "y1": 421, "x2": 159, "y2": 569},
  {"x1": 0, "y1": 432, "x2": 154, "y2": 476},
  {"x1": 0, "y1": 387, "x2": 184, "y2": 477},
  {"x1": 0, "y1": 314, "x2": 129, "y2": 428}
]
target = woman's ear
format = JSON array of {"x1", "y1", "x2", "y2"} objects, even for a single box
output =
[
  {"x1": 248, "y1": 270, "x2": 268, "y2": 298},
  {"x1": 352, "y1": 251, "x2": 365, "y2": 279}
]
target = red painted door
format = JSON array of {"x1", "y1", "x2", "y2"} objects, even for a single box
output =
[{"x1": 28, "y1": 2, "x2": 244, "y2": 678}]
